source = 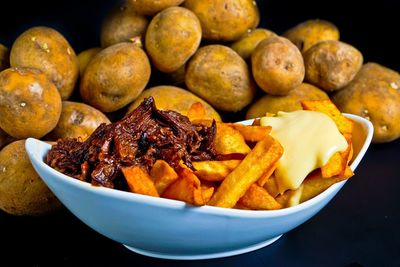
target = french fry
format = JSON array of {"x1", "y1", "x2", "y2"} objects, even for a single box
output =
[
  {"x1": 187, "y1": 102, "x2": 207, "y2": 121},
  {"x1": 162, "y1": 168, "x2": 205, "y2": 206},
  {"x1": 214, "y1": 123, "x2": 251, "y2": 155},
  {"x1": 202, "y1": 186, "x2": 215, "y2": 204},
  {"x1": 275, "y1": 185, "x2": 303, "y2": 208},
  {"x1": 320, "y1": 135, "x2": 352, "y2": 178},
  {"x1": 150, "y1": 160, "x2": 179, "y2": 195},
  {"x1": 257, "y1": 161, "x2": 278, "y2": 187},
  {"x1": 208, "y1": 135, "x2": 283, "y2": 208},
  {"x1": 193, "y1": 160, "x2": 241, "y2": 181},
  {"x1": 238, "y1": 184, "x2": 282, "y2": 210},
  {"x1": 300, "y1": 99, "x2": 354, "y2": 135},
  {"x1": 262, "y1": 173, "x2": 280, "y2": 197},
  {"x1": 121, "y1": 166, "x2": 159, "y2": 197},
  {"x1": 226, "y1": 123, "x2": 272, "y2": 142}
]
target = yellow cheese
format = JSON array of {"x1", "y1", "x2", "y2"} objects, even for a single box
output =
[{"x1": 260, "y1": 110, "x2": 348, "y2": 194}]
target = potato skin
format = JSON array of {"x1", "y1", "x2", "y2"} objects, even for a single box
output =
[
  {"x1": 186, "y1": 45, "x2": 256, "y2": 112},
  {"x1": 10, "y1": 26, "x2": 79, "y2": 100},
  {"x1": 0, "y1": 140, "x2": 62, "y2": 216},
  {"x1": 251, "y1": 36, "x2": 305, "y2": 95},
  {"x1": 332, "y1": 63, "x2": 400, "y2": 143},
  {"x1": 77, "y1": 47, "x2": 101, "y2": 76},
  {"x1": 0, "y1": 67, "x2": 62, "y2": 139},
  {"x1": 100, "y1": 3, "x2": 148, "y2": 48},
  {"x1": 304, "y1": 40, "x2": 363, "y2": 92},
  {"x1": 246, "y1": 83, "x2": 329, "y2": 119},
  {"x1": 127, "y1": 85, "x2": 221, "y2": 121},
  {"x1": 230, "y1": 28, "x2": 276, "y2": 60},
  {"x1": 47, "y1": 101, "x2": 111, "y2": 140},
  {"x1": 0, "y1": 43, "x2": 9, "y2": 71},
  {"x1": 127, "y1": 0, "x2": 185, "y2": 16},
  {"x1": 145, "y1": 7, "x2": 202, "y2": 73},
  {"x1": 184, "y1": 0, "x2": 259, "y2": 41},
  {"x1": 80, "y1": 42, "x2": 151, "y2": 113},
  {"x1": 283, "y1": 19, "x2": 340, "y2": 53}
]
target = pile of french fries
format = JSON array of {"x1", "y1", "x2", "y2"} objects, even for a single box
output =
[{"x1": 121, "y1": 99, "x2": 354, "y2": 210}]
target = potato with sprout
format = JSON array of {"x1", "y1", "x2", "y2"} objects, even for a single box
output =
[
  {"x1": 10, "y1": 26, "x2": 79, "y2": 100},
  {"x1": 100, "y1": 2, "x2": 148, "y2": 48}
]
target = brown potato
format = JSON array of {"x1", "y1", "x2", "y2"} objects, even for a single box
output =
[
  {"x1": 47, "y1": 101, "x2": 111, "y2": 140},
  {"x1": 0, "y1": 140, "x2": 63, "y2": 216},
  {"x1": 230, "y1": 28, "x2": 276, "y2": 60},
  {"x1": 100, "y1": 3, "x2": 149, "y2": 48},
  {"x1": 80, "y1": 42, "x2": 151, "y2": 112},
  {"x1": 186, "y1": 45, "x2": 256, "y2": 112},
  {"x1": 0, "y1": 67, "x2": 62, "y2": 139},
  {"x1": 184, "y1": 0, "x2": 259, "y2": 41},
  {"x1": 145, "y1": 7, "x2": 202, "y2": 73},
  {"x1": 0, "y1": 43, "x2": 9, "y2": 71},
  {"x1": 283, "y1": 19, "x2": 340, "y2": 53},
  {"x1": 304, "y1": 40, "x2": 363, "y2": 92},
  {"x1": 332, "y1": 63, "x2": 400, "y2": 143},
  {"x1": 246, "y1": 83, "x2": 329, "y2": 119},
  {"x1": 10, "y1": 26, "x2": 79, "y2": 100},
  {"x1": 127, "y1": 0, "x2": 185, "y2": 16},
  {"x1": 77, "y1": 47, "x2": 101, "y2": 76},
  {"x1": 127, "y1": 85, "x2": 221, "y2": 121},
  {"x1": 251, "y1": 36, "x2": 305, "y2": 95}
]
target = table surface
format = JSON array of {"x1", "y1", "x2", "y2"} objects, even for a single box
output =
[{"x1": 1, "y1": 0, "x2": 400, "y2": 266}]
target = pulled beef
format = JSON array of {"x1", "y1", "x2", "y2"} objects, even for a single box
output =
[{"x1": 46, "y1": 97, "x2": 217, "y2": 189}]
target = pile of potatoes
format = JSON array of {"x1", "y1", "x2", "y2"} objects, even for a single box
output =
[{"x1": 0, "y1": 0, "x2": 399, "y2": 216}]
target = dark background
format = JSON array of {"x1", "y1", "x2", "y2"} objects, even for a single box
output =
[{"x1": 1, "y1": 0, "x2": 400, "y2": 266}]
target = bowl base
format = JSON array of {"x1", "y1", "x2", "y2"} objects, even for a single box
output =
[{"x1": 123, "y1": 235, "x2": 282, "y2": 260}]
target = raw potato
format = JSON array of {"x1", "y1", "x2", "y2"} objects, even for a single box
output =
[
  {"x1": 304, "y1": 40, "x2": 363, "y2": 92},
  {"x1": 127, "y1": 85, "x2": 221, "y2": 121},
  {"x1": 230, "y1": 28, "x2": 276, "y2": 60},
  {"x1": 0, "y1": 140, "x2": 62, "y2": 216},
  {"x1": 145, "y1": 7, "x2": 202, "y2": 73},
  {"x1": 0, "y1": 67, "x2": 62, "y2": 139},
  {"x1": 100, "y1": 3, "x2": 148, "y2": 48},
  {"x1": 283, "y1": 19, "x2": 340, "y2": 53},
  {"x1": 10, "y1": 26, "x2": 79, "y2": 100},
  {"x1": 77, "y1": 47, "x2": 101, "y2": 76},
  {"x1": 0, "y1": 43, "x2": 9, "y2": 71},
  {"x1": 186, "y1": 45, "x2": 256, "y2": 112},
  {"x1": 184, "y1": 0, "x2": 259, "y2": 41},
  {"x1": 80, "y1": 42, "x2": 151, "y2": 112},
  {"x1": 251, "y1": 36, "x2": 305, "y2": 95},
  {"x1": 332, "y1": 63, "x2": 400, "y2": 143},
  {"x1": 246, "y1": 83, "x2": 329, "y2": 119},
  {"x1": 47, "y1": 101, "x2": 111, "y2": 140},
  {"x1": 127, "y1": 0, "x2": 185, "y2": 16}
]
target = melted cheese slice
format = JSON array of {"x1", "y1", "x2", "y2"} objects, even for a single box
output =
[{"x1": 260, "y1": 110, "x2": 348, "y2": 194}]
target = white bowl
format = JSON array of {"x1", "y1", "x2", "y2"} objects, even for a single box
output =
[{"x1": 25, "y1": 114, "x2": 373, "y2": 260}]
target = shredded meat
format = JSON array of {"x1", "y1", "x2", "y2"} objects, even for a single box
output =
[{"x1": 46, "y1": 97, "x2": 217, "y2": 189}]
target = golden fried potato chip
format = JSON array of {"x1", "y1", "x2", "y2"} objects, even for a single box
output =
[
  {"x1": 208, "y1": 135, "x2": 283, "y2": 208},
  {"x1": 193, "y1": 160, "x2": 241, "y2": 181},
  {"x1": 321, "y1": 135, "x2": 352, "y2": 178},
  {"x1": 214, "y1": 123, "x2": 251, "y2": 155},
  {"x1": 238, "y1": 184, "x2": 282, "y2": 210},
  {"x1": 121, "y1": 166, "x2": 159, "y2": 197},
  {"x1": 162, "y1": 168, "x2": 204, "y2": 206},
  {"x1": 226, "y1": 123, "x2": 272, "y2": 142},
  {"x1": 150, "y1": 160, "x2": 179, "y2": 195}
]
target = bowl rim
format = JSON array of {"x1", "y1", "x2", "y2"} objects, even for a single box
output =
[{"x1": 26, "y1": 113, "x2": 373, "y2": 219}]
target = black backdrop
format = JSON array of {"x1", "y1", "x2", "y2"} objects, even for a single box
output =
[{"x1": 1, "y1": 1, "x2": 400, "y2": 266}]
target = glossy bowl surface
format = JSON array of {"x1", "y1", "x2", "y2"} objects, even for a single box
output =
[{"x1": 25, "y1": 114, "x2": 373, "y2": 260}]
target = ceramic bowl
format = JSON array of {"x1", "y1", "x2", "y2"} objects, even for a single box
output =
[{"x1": 25, "y1": 114, "x2": 373, "y2": 260}]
